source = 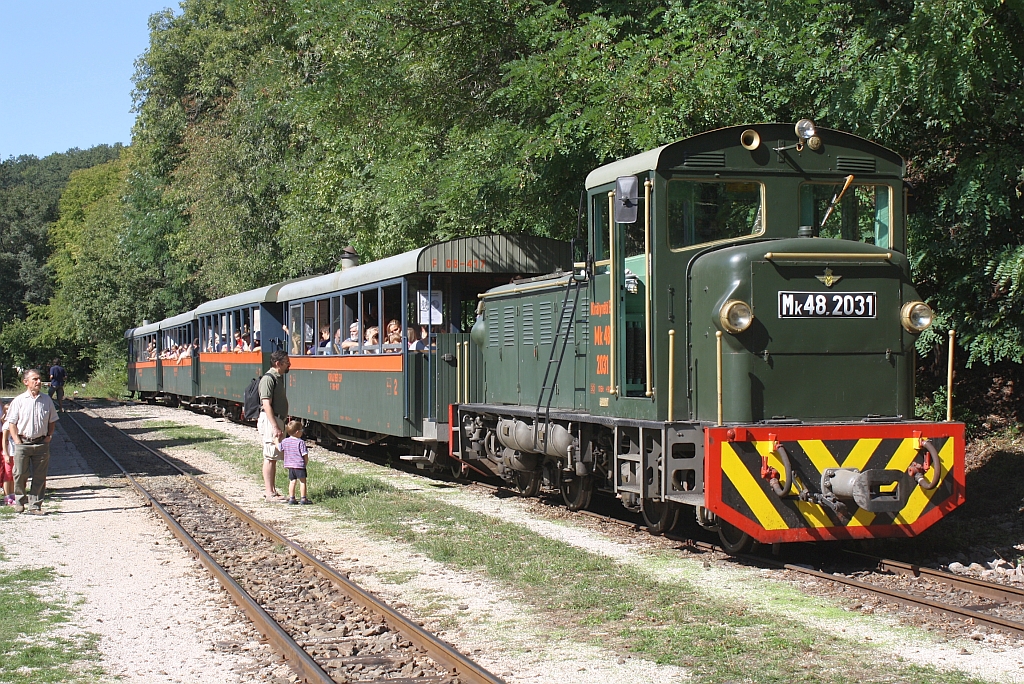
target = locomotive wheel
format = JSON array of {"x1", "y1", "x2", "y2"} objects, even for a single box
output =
[
  {"x1": 561, "y1": 474, "x2": 593, "y2": 511},
  {"x1": 449, "y1": 457, "x2": 466, "y2": 480},
  {"x1": 718, "y1": 521, "x2": 754, "y2": 554},
  {"x1": 511, "y1": 470, "x2": 541, "y2": 497},
  {"x1": 640, "y1": 499, "x2": 679, "y2": 534}
]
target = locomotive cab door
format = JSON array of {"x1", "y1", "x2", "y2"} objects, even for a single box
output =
[{"x1": 604, "y1": 175, "x2": 653, "y2": 402}]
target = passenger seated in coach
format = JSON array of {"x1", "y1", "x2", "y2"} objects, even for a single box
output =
[
  {"x1": 383, "y1": 319, "x2": 402, "y2": 352},
  {"x1": 363, "y1": 326, "x2": 380, "y2": 353},
  {"x1": 341, "y1": 322, "x2": 361, "y2": 353},
  {"x1": 251, "y1": 333, "x2": 262, "y2": 352},
  {"x1": 316, "y1": 325, "x2": 333, "y2": 354},
  {"x1": 233, "y1": 330, "x2": 250, "y2": 352},
  {"x1": 407, "y1": 327, "x2": 426, "y2": 351},
  {"x1": 332, "y1": 328, "x2": 342, "y2": 354}
]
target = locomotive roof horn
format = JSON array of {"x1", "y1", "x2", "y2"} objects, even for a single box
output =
[{"x1": 740, "y1": 129, "x2": 761, "y2": 150}]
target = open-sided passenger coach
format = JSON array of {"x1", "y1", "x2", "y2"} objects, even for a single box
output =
[{"x1": 5, "y1": 369, "x2": 58, "y2": 514}]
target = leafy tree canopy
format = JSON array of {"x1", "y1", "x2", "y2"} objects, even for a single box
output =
[{"x1": 12, "y1": 0, "x2": 1024, "y2": 396}]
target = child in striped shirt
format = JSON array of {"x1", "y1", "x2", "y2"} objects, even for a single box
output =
[{"x1": 281, "y1": 420, "x2": 311, "y2": 505}]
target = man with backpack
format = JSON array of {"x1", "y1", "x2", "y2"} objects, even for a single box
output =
[{"x1": 256, "y1": 350, "x2": 290, "y2": 502}]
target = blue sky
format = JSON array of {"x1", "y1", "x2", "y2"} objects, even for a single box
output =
[{"x1": 1, "y1": 1, "x2": 177, "y2": 159}]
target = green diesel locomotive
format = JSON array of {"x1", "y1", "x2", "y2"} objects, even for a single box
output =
[{"x1": 454, "y1": 122, "x2": 964, "y2": 552}]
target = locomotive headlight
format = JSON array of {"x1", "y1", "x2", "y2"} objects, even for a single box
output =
[
  {"x1": 720, "y1": 300, "x2": 754, "y2": 334},
  {"x1": 901, "y1": 301, "x2": 933, "y2": 333}
]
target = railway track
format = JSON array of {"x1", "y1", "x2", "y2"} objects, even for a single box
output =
[
  {"x1": 471, "y1": 482, "x2": 1024, "y2": 641},
  {"x1": 62, "y1": 404, "x2": 503, "y2": 684},
  {"x1": 89, "y1": 400, "x2": 1024, "y2": 647}
]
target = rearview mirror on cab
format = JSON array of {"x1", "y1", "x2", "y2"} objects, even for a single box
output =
[{"x1": 614, "y1": 176, "x2": 639, "y2": 224}]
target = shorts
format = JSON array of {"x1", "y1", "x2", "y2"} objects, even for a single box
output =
[
  {"x1": 287, "y1": 467, "x2": 307, "y2": 481},
  {"x1": 48, "y1": 385, "x2": 64, "y2": 402},
  {"x1": 0, "y1": 455, "x2": 12, "y2": 483},
  {"x1": 257, "y1": 413, "x2": 284, "y2": 461}
]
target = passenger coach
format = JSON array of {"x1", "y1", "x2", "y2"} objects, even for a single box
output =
[{"x1": 276, "y1": 234, "x2": 571, "y2": 464}]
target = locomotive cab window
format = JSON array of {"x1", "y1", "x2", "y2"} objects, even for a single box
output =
[
  {"x1": 800, "y1": 182, "x2": 891, "y2": 248},
  {"x1": 667, "y1": 180, "x2": 763, "y2": 249},
  {"x1": 591, "y1": 194, "x2": 609, "y2": 269}
]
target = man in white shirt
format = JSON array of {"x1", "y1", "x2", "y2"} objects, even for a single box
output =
[{"x1": 5, "y1": 369, "x2": 58, "y2": 514}]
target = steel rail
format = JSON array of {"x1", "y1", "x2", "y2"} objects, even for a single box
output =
[
  {"x1": 73, "y1": 403, "x2": 504, "y2": 684},
  {"x1": 61, "y1": 410, "x2": 335, "y2": 684},
  {"x1": 755, "y1": 556, "x2": 1024, "y2": 637},
  {"x1": 846, "y1": 552, "x2": 1024, "y2": 606},
  {"x1": 474, "y1": 481, "x2": 1024, "y2": 636}
]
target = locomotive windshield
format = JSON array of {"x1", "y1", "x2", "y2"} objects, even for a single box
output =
[
  {"x1": 800, "y1": 182, "x2": 892, "y2": 248},
  {"x1": 667, "y1": 180, "x2": 763, "y2": 249}
]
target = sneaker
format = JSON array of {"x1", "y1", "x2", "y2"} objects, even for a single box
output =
[
  {"x1": 300, "y1": 498, "x2": 312, "y2": 505},
  {"x1": 287, "y1": 497, "x2": 298, "y2": 505},
  {"x1": 13, "y1": 502, "x2": 24, "y2": 513}
]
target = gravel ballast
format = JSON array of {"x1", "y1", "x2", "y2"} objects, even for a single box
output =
[
  {"x1": 0, "y1": 419, "x2": 278, "y2": 683},
  {"x1": 90, "y1": 402, "x2": 1024, "y2": 682}
]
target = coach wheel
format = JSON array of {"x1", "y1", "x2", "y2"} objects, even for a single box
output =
[
  {"x1": 718, "y1": 521, "x2": 754, "y2": 555},
  {"x1": 641, "y1": 499, "x2": 679, "y2": 534},
  {"x1": 511, "y1": 470, "x2": 541, "y2": 497},
  {"x1": 561, "y1": 474, "x2": 593, "y2": 511}
]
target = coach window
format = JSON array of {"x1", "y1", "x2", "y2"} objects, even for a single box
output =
[
  {"x1": 381, "y1": 284, "x2": 403, "y2": 353},
  {"x1": 202, "y1": 316, "x2": 212, "y2": 351},
  {"x1": 288, "y1": 304, "x2": 301, "y2": 355},
  {"x1": 800, "y1": 182, "x2": 891, "y2": 248},
  {"x1": 329, "y1": 296, "x2": 341, "y2": 354},
  {"x1": 342, "y1": 293, "x2": 359, "y2": 353},
  {"x1": 221, "y1": 312, "x2": 229, "y2": 350},
  {"x1": 667, "y1": 180, "x2": 763, "y2": 249},
  {"x1": 238, "y1": 308, "x2": 252, "y2": 349},
  {"x1": 360, "y1": 288, "x2": 381, "y2": 354},
  {"x1": 301, "y1": 301, "x2": 315, "y2": 354},
  {"x1": 314, "y1": 297, "x2": 331, "y2": 354}
]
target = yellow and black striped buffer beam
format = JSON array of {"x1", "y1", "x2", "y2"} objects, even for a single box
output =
[{"x1": 704, "y1": 422, "x2": 965, "y2": 544}]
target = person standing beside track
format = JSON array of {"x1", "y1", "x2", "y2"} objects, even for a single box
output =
[
  {"x1": 48, "y1": 358, "x2": 66, "y2": 412},
  {"x1": 6, "y1": 369, "x2": 58, "y2": 514},
  {"x1": 258, "y1": 350, "x2": 290, "y2": 502}
]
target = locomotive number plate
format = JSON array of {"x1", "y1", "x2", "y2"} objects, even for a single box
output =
[{"x1": 778, "y1": 291, "x2": 877, "y2": 318}]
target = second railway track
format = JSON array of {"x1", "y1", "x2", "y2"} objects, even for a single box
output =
[
  {"x1": 471, "y1": 481, "x2": 1024, "y2": 642},
  {"x1": 61, "y1": 404, "x2": 502, "y2": 684}
]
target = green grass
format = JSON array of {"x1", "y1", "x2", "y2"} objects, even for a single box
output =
[
  {"x1": 0, "y1": 560, "x2": 103, "y2": 683},
  {"x1": 142, "y1": 420, "x2": 984, "y2": 684}
]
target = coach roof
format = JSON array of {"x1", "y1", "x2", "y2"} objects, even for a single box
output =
[
  {"x1": 193, "y1": 276, "x2": 318, "y2": 315},
  {"x1": 277, "y1": 234, "x2": 571, "y2": 302},
  {"x1": 159, "y1": 311, "x2": 195, "y2": 329},
  {"x1": 124, "y1": 321, "x2": 161, "y2": 338}
]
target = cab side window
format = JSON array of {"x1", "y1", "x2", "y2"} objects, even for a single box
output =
[
  {"x1": 667, "y1": 180, "x2": 763, "y2": 249},
  {"x1": 800, "y1": 183, "x2": 891, "y2": 248}
]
